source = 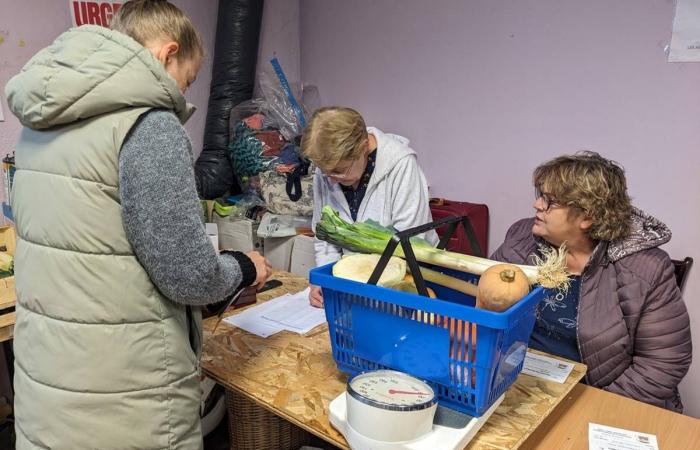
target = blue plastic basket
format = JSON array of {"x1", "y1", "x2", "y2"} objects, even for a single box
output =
[{"x1": 309, "y1": 263, "x2": 546, "y2": 416}]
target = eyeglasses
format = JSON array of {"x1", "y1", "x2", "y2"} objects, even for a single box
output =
[
  {"x1": 535, "y1": 190, "x2": 564, "y2": 212},
  {"x1": 324, "y1": 157, "x2": 362, "y2": 181}
]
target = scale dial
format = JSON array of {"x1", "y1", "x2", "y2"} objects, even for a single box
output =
[{"x1": 348, "y1": 370, "x2": 437, "y2": 411}]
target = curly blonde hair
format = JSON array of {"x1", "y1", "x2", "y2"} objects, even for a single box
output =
[
  {"x1": 534, "y1": 151, "x2": 632, "y2": 241},
  {"x1": 111, "y1": 0, "x2": 203, "y2": 61},
  {"x1": 301, "y1": 107, "x2": 368, "y2": 171}
]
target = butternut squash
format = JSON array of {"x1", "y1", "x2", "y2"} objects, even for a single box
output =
[{"x1": 476, "y1": 264, "x2": 530, "y2": 312}]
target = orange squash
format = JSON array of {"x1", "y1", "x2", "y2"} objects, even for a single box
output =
[
  {"x1": 417, "y1": 278, "x2": 477, "y2": 386},
  {"x1": 437, "y1": 317, "x2": 477, "y2": 386},
  {"x1": 444, "y1": 319, "x2": 477, "y2": 357},
  {"x1": 476, "y1": 264, "x2": 530, "y2": 312}
]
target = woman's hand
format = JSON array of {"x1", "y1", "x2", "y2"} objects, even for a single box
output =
[
  {"x1": 246, "y1": 251, "x2": 273, "y2": 287},
  {"x1": 309, "y1": 285, "x2": 324, "y2": 308}
]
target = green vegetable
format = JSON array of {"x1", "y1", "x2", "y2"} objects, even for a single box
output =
[
  {"x1": 213, "y1": 200, "x2": 241, "y2": 218},
  {"x1": 316, "y1": 206, "x2": 569, "y2": 289},
  {"x1": 0, "y1": 252, "x2": 13, "y2": 278}
]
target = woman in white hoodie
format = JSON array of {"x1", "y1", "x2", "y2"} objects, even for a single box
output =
[{"x1": 302, "y1": 107, "x2": 438, "y2": 307}]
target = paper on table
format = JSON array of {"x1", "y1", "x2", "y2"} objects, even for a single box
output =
[
  {"x1": 223, "y1": 287, "x2": 326, "y2": 337},
  {"x1": 521, "y1": 351, "x2": 575, "y2": 384},
  {"x1": 260, "y1": 287, "x2": 326, "y2": 333},
  {"x1": 589, "y1": 423, "x2": 659, "y2": 450},
  {"x1": 222, "y1": 309, "x2": 282, "y2": 338}
]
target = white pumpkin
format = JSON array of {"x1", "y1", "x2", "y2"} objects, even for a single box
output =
[{"x1": 332, "y1": 254, "x2": 407, "y2": 287}]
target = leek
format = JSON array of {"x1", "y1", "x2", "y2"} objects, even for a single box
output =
[
  {"x1": 316, "y1": 206, "x2": 569, "y2": 289},
  {"x1": 415, "y1": 266, "x2": 478, "y2": 297}
]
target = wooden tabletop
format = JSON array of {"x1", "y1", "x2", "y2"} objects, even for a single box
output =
[
  {"x1": 0, "y1": 276, "x2": 15, "y2": 343},
  {"x1": 522, "y1": 383, "x2": 700, "y2": 449},
  {"x1": 202, "y1": 272, "x2": 589, "y2": 449}
]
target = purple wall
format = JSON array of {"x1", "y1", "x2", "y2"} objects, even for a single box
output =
[
  {"x1": 0, "y1": 0, "x2": 218, "y2": 172},
  {"x1": 300, "y1": 0, "x2": 700, "y2": 417},
  {"x1": 172, "y1": 0, "x2": 219, "y2": 159},
  {"x1": 255, "y1": 0, "x2": 301, "y2": 97}
]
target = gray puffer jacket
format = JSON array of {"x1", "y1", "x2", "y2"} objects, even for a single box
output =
[{"x1": 491, "y1": 208, "x2": 692, "y2": 412}]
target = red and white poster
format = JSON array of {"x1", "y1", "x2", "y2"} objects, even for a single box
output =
[{"x1": 70, "y1": 1, "x2": 123, "y2": 28}]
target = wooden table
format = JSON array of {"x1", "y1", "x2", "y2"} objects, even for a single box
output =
[
  {"x1": 202, "y1": 272, "x2": 588, "y2": 449},
  {"x1": 522, "y1": 383, "x2": 700, "y2": 449},
  {"x1": 0, "y1": 226, "x2": 16, "y2": 343},
  {"x1": 0, "y1": 276, "x2": 15, "y2": 343}
]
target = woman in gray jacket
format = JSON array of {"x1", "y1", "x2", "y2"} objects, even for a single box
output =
[
  {"x1": 5, "y1": 1, "x2": 270, "y2": 448},
  {"x1": 491, "y1": 151, "x2": 691, "y2": 412}
]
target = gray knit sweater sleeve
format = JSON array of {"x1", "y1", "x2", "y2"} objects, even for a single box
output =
[{"x1": 119, "y1": 109, "x2": 256, "y2": 305}]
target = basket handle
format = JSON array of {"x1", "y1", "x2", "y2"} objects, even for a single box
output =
[
  {"x1": 366, "y1": 215, "x2": 482, "y2": 297},
  {"x1": 436, "y1": 215, "x2": 483, "y2": 257}
]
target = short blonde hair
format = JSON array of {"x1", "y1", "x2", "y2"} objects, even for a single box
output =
[
  {"x1": 111, "y1": 0, "x2": 203, "y2": 61},
  {"x1": 301, "y1": 107, "x2": 368, "y2": 170},
  {"x1": 534, "y1": 151, "x2": 632, "y2": 241}
]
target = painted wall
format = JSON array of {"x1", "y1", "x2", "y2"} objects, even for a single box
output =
[
  {"x1": 173, "y1": 0, "x2": 219, "y2": 159},
  {"x1": 254, "y1": 0, "x2": 300, "y2": 97},
  {"x1": 299, "y1": 0, "x2": 700, "y2": 417},
  {"x1": 0, "y1": 0, "x2": 218, "y2": 183}
]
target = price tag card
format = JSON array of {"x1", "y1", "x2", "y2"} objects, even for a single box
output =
[
  {"x1": 521, "y1": 351, "x2": 575, "y2": 383},
  {"x1": 589, "y1": 423, "x2": 659, "y2": 450}
]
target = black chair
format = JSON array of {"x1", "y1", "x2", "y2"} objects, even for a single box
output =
[{"x1": 672, "y1": 257, "x2": 693, "y2": 292}]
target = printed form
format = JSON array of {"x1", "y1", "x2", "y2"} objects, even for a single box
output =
[
  {"x1": 223, "y1": 287, "x2": 326, "y2": 337},
  {"x1": 589, "y1": 423, "x2": 659, "y2": 450}
]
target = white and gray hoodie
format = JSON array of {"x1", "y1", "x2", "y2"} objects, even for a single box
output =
[{"x1": 312, "y1": 127, "x2": 438, "y2": 266}]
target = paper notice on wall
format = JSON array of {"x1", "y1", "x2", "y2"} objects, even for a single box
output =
[
  {"x1": 669, "y1": 0, "x2": 700, "y2": 62},
  {"x1": 69, "y1": 1, "x2": 123, "y2": 28},
  {"x1": 0, "y1": 99, "x2": 4, "y2": 122}
]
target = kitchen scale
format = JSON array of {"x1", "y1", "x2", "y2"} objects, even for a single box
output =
[{"x1": 329, "y1": 370, "x2": 504, "y2": 450}]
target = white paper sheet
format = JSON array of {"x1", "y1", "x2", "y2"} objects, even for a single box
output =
[
  {"x1": 223, "y1": 287, "x2": 326, "y2": 337},
  {"x1": 669, "y1": 0, "x2": 700, "y2": 62},
  {"x1": 0, "y1": 98, "x2": 4, "y2": 122},
  {"x1": 222, "y1": 309, "x2": 282, "y2": 338},
  {"x1": 589, "y1": 423, "x2": 659, "y2": 450},
  {"x1": 260, "y1": 288, "x2": 326, "y2": 333},
  {"x1": 521, "y1": 351, "x2": 575, "y2": 384}
]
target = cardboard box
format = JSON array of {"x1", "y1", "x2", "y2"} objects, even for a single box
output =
[
  {"x1": 289, "y1": 235, "x2": 316, "y2": 278},
  {"x1": 214, "y1": 217, "x2": 263, "y2": 253},
  {"x1": 205, "y1": 223, "x2": 219, "y2": 251},
  {"x1": 263, "y1": 236, "x2": 295, "y2": 271}
]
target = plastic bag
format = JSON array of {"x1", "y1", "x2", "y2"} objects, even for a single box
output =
[
  {"x1": 228, "y1": 99, "x2": 275, "y2": 138},
  {"x1": 227, "y1": 99, "x2": 291, "y2": 191},
  {"x1": 229, "y1": 121, "x2": 278, "y2": 179},
  {"x1": 257, "y1": 58, "x2": 310, "y2": 141},
  {"x1": 259, "y1": 170, "x2": 314, "y2": 217},
  {"x1": 212, "y1": 191, "x2": 266, "y2": 220}
]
